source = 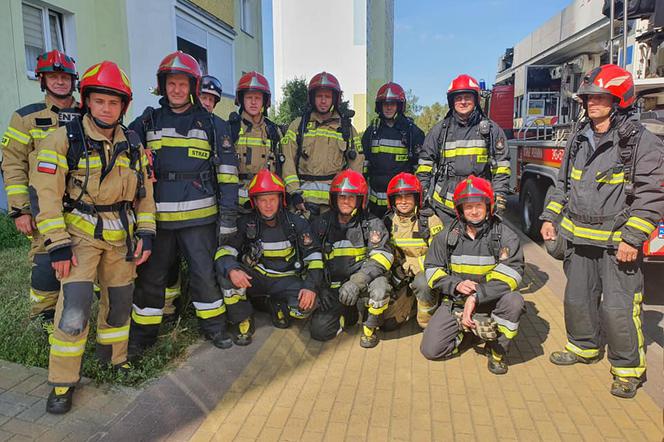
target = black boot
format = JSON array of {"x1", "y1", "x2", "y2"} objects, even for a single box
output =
[
  {"x1": 270, "y1": 304, "x2": 290, "y2": 329},
  {"x1": 46, "y1": 387, "x2": 74, "y2": 414},
  {"x1": 205, "y1": 330, "x2": 233, "y2": 349}
]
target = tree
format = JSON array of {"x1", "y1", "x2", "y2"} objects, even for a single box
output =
[
  {"x1": 274, "y1": 77, "x2": 352, "y2": 125},
  {"x1": 404, "y1": 89, "x2": 422, "y2": 118},
  {"x1": 415, "y1": 102, "x2": 449, "y2": 133}
]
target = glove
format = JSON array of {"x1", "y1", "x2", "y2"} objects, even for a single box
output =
[
  {"x1": 48, "y1": 246, "x2": 73, "y2": 263},
  {"x1": 318, "y1": 290, "x2": 336, "y2": 312},
  {"x1": 339, "y1": 280, "x2": 361, "y2": 306},
  {"x1": 495, "y1": 193, "x2": 507, "y2": 215},
  {"x1": 452, "y1": 310, "x2": 498, "y2": 341},
  {"x1": 137, "y1": 233, "x2": 153, "y2": 252}
]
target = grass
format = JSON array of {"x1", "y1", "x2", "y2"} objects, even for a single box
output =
[{"x1": 0, "y1": 213, "x2": 200, "y2": 387}]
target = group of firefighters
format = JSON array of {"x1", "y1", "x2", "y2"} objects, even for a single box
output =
[{"x1": 2, "y1": 48, "x2": 662, "y2": 415}]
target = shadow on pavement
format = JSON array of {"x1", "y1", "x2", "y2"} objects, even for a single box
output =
[
  {"x1": 509, "y1": 300, "x2": 550, "y2": 365},
  {"x1": 643, "y1": 309, "x2": 663, "y2": 347},
  {"x1": 520, "y1": 263, "x2": 549, "y2": 295}
]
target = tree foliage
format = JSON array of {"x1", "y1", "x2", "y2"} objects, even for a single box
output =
[{"x1": 415, "y1": 102, "x2": 449, "y2": 133}]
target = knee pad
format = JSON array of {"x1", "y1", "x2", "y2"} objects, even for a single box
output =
[
  {"x1": 59, "y1": 282, "x2": 94, "y2": 336},
  {"x1": 107, "y1": 284, "x2": 134, "y2": 327},
  {"x1": 31, "y1": 253, "x2": 60, "y2": 292}
]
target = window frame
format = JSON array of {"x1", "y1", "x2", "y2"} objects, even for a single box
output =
[
  {"x1": 240, "y1": 0, "x2": 254, "y2": 37},
  {"x1": 22, "y1": 1, "x2": 67, "y2": 79}
]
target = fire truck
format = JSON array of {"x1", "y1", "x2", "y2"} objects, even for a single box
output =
[{"x1": 488, "y1": 0, "x2": 664, "y2": 261}]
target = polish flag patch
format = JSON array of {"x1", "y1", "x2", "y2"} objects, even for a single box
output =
[{"x1": 37, "y1": 162, "x2": 57, "y2": 174}]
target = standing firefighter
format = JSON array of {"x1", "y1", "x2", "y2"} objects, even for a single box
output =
[
  {"x1": 215, "y1": 169, "x2": 323, "y2": 344},
  {"x1": 421, "y1": 176, "x2": 524, "y2": 374},
  {"x1": 416, "y1": 74, "x2": 510, "y2": 225},
  {"x1": 541, "y1": 64, "x2": 664, "y2": 398},
  {"x1": 128, "y1": 51, "x2": 239, "y2": 354},
  {"x1": 281, "y1": 72, "x2": 364, "y2": 217},
  {"x1": 383, "y1": 172, "x2": 444, "y2": 329},
  {"x1": 31, "y1": 61, "x2": 155, "y2": 413},
  {"x1": 199, "y1": 75, "x2": 223, "y2": 113},
  {"x1": 363, "y1": 82, "x2": 425, "y2": 217},
  {"x1": 228, "y1": 71, "x2": 283, "y2": 209},
  {"x1": 2, "y1": 50, "x2": 80, "y2": 319},
  {"x1": 310, "y1": 170, "x2": 394, "y2": 347}
]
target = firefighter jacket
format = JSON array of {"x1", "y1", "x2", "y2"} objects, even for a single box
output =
[
  {"x1": 2, "y1": 96, "x2": 80, "y2": 217},
  {"x1": 32, "y1": 114, "x2": 156, "y2": 255},
  {"x1": 312, "y1": 210, "x2": 393, "y2": 289},
  {"x1": 424, "y1": 218, "x2": 523, "y2": 306},
  {"x1": 541, "y1": 118, "x2": 664, "y2": 248},
  {"x1": 385, "y1": 209, "x2": 444, "y2": 279},
  {"x1": 416, "y1": 110, "x2": 510, "y2": 214},
  {"x1": 215, "y1": 210, "x2": 324, "y2": 291},
  {"x1": 362, "y1": 115, "x2": 425, "y2": 208},
  {"x1": 230, "y1": 112, "x2": 282, "y2": 206},
  {"x1": 128, "y1": 98, "x2": 238, "y2": 232},
  {"x1": 281, "y1": 111, "x2": 364, "y2": 205}
]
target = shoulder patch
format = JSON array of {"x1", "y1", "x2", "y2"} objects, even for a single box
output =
[
  {"x1": 16, "y1": 102, "x2": 47, "y2": 118},
  {"x1": 1, "y1": 136, "x2": 9, "y2": 146}
]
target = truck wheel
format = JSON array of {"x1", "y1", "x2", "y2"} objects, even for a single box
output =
[{"x1": 520, "y1": 178, "x2": 545, "y2": 240}]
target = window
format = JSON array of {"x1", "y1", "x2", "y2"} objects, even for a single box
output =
[
  {"x1": 240, "y1": 0, "x2": 254, "y2": 36},
  {"x1": 175, "y1": 8, "x2": 234, "y2": 97},
  {"x1": 22, "y1": 2, "x2": 65, "y2": 76}
]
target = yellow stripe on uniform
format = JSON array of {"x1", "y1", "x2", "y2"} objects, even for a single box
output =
[
  {"x1": 6, "y1": 127, "x2": 30, "y2": 144},
  {"x1": 96, "y1": 325, "x2": 130, "y2": 344},
  {"x1": 5, "y1": 184, "x2": 29, "y2": 196},
  {"x1": 49, "y1": 336, "x2": 86, "y2": 357},
  {"x1": 37, "y1": 216, "x2": 66, "y2": 234},
  {"x1": 625, "y1": 216, "x2": 656, "y2": 235},
  {"x1": 611, "y1": 292, "x2": 646, "y2": 378}
]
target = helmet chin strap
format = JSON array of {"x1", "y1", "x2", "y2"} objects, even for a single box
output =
[{"x1": 91, "y1": 116, "x2": 118, "y2": 130}]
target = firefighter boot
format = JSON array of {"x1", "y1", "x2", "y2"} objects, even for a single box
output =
[
  {"x1": 549, "y1": 350, "x2": 601, "y2": 366},
  {"x1": 610, "y1": 376, "x2": 641, "y2": 399},
  {"x1": 360, "y1": 325, "x2": 379, "y2": 348},
  {"x1": 271, "y1": 303, "x2": 290, "y2": 329},
  {"x1": 416, "y1": 299, "x2": 436, "y2": 329},
  {"x1": 487, "y1": 346, "x2": 508, "y2": 375},
  {"x1": 232, "y1": 318, "x2": 254, "y2": 346},
  {"x1": 46, "y1": 386, "x2": 74, "y2": 414},
  {"x1": 204, "y1": 330, "x2": 233, "y2": 349}
]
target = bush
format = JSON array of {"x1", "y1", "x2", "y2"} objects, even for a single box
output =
[{"x1": 0, "y1": 241, "x2": 200, "y2": 387}]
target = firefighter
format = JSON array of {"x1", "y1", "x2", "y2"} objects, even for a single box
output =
[
  {"x1": 215, "y1": 169, "x2": 323, "y2": 344},
  {"x1": 281, "y1": 72, "x2": 364, "y2": 217},
  {"x1": 421, "y1": 176, "x2": 524, "y2": 374},
  {"x1": 2, "y1": 50, "x2": 81, "y2": 319},
  {"x1": 163, "y1": 75, "x2": 224, "y2": 322},
  {"x1": 363, "y1": 82, "x2": 425, "y2": 217},
  {"x1": 416, "y1": 74, "x2": 510, "y2": 225},
  {"x1": 228, "y1": 71, "x2": 283, "y2": 210},
  {"x1": 310, "y1": 170, "x2": 394, "y2": 347},
  {"x1": 199, "y1": 75, "x2": 223, "y2": 113},
  {"x1": 31, "y1": 61, "x2": 155, "y2": 413},
  {"x1": 128, "y1": 51, "x2": 239, "y2": 355},
  {"x1": 384, "y1": 172, "x2": 444, "y2": 329},
  {"x1": 540, "y1": 64, "x2": 664, "y2": 398}
]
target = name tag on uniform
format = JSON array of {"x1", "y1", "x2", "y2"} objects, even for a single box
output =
[
  {"x1": 188, "y1": 148, "x2": 210, "y2": 160},
  {"x1": 395, "y1": 154, "x2": 408, "y2": 162},
  {"x1": 431, "y1": 224, "x2": 443, "y2": 235},
  {"x1": 477, "y1": 154, "x2": 488, "y2": 163}
]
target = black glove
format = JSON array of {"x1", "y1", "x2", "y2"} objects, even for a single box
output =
[
  {"x1": 318, "y1": 290, "x2": 336, "y2": 312},
  {"x1": 49, "y1": 246, "x2": 73, "y2": 263},
  {"x1": 137, "y1": 233, "x2": 153, "y2": 252}
]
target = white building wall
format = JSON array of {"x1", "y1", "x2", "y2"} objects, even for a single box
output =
[{"x1": 273, "y1": 0, "x2": 368, "y2": 112}]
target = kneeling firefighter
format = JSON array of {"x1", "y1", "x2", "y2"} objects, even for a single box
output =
[
  {"x1": 383, "y1": 172, "x2": 444, "y2": 329},
  {"x1": 31, "y1": 61, "x2": 156, "y2": 413},
  {"x1": 309, "y1": 170, "x2": 394, "y2": 347},
  {"x1": 215, "y1": 169, "x2": 324, "y2": 345},
  {"x1": 421, "y1": 176, "x2": 525, "y2": 374}
]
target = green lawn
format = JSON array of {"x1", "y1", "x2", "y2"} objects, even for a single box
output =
[{"x1": 0, "y1": 214, "x2": 200, "y2": 387}]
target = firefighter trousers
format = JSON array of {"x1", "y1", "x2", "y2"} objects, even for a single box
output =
[
  {"x1": 28, "y1": 231, "x2": 60, "y2": 317},
  {"x1": 48, "y1": 235, "x2": 135, "y2": 386},
  {"x1": 220, "y1": 266, "x2": 311, "y2": 324},
  {"x1": 130, "y1": 224, "x2": 226, "y2": 348},
  {"x1": 163, "y1": 258, "x2": 182, "y2": 316},
  {"x1": 563, "y1": 244, "x2": 646, "y2": 378},
  {"x1": 420, "y1": 292, "x2": 524, "y2": 360},
  {"x1": 310, "y1": 276, "x2": 396, "y2": 341}
]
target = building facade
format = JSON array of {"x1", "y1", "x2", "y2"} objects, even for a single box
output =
[
  {"x1": 0, "y1": 0, "x2": 264, "y2": 210},
  {"x1": 272, "y1": 0, "x2": 393, "y2": 129}
]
